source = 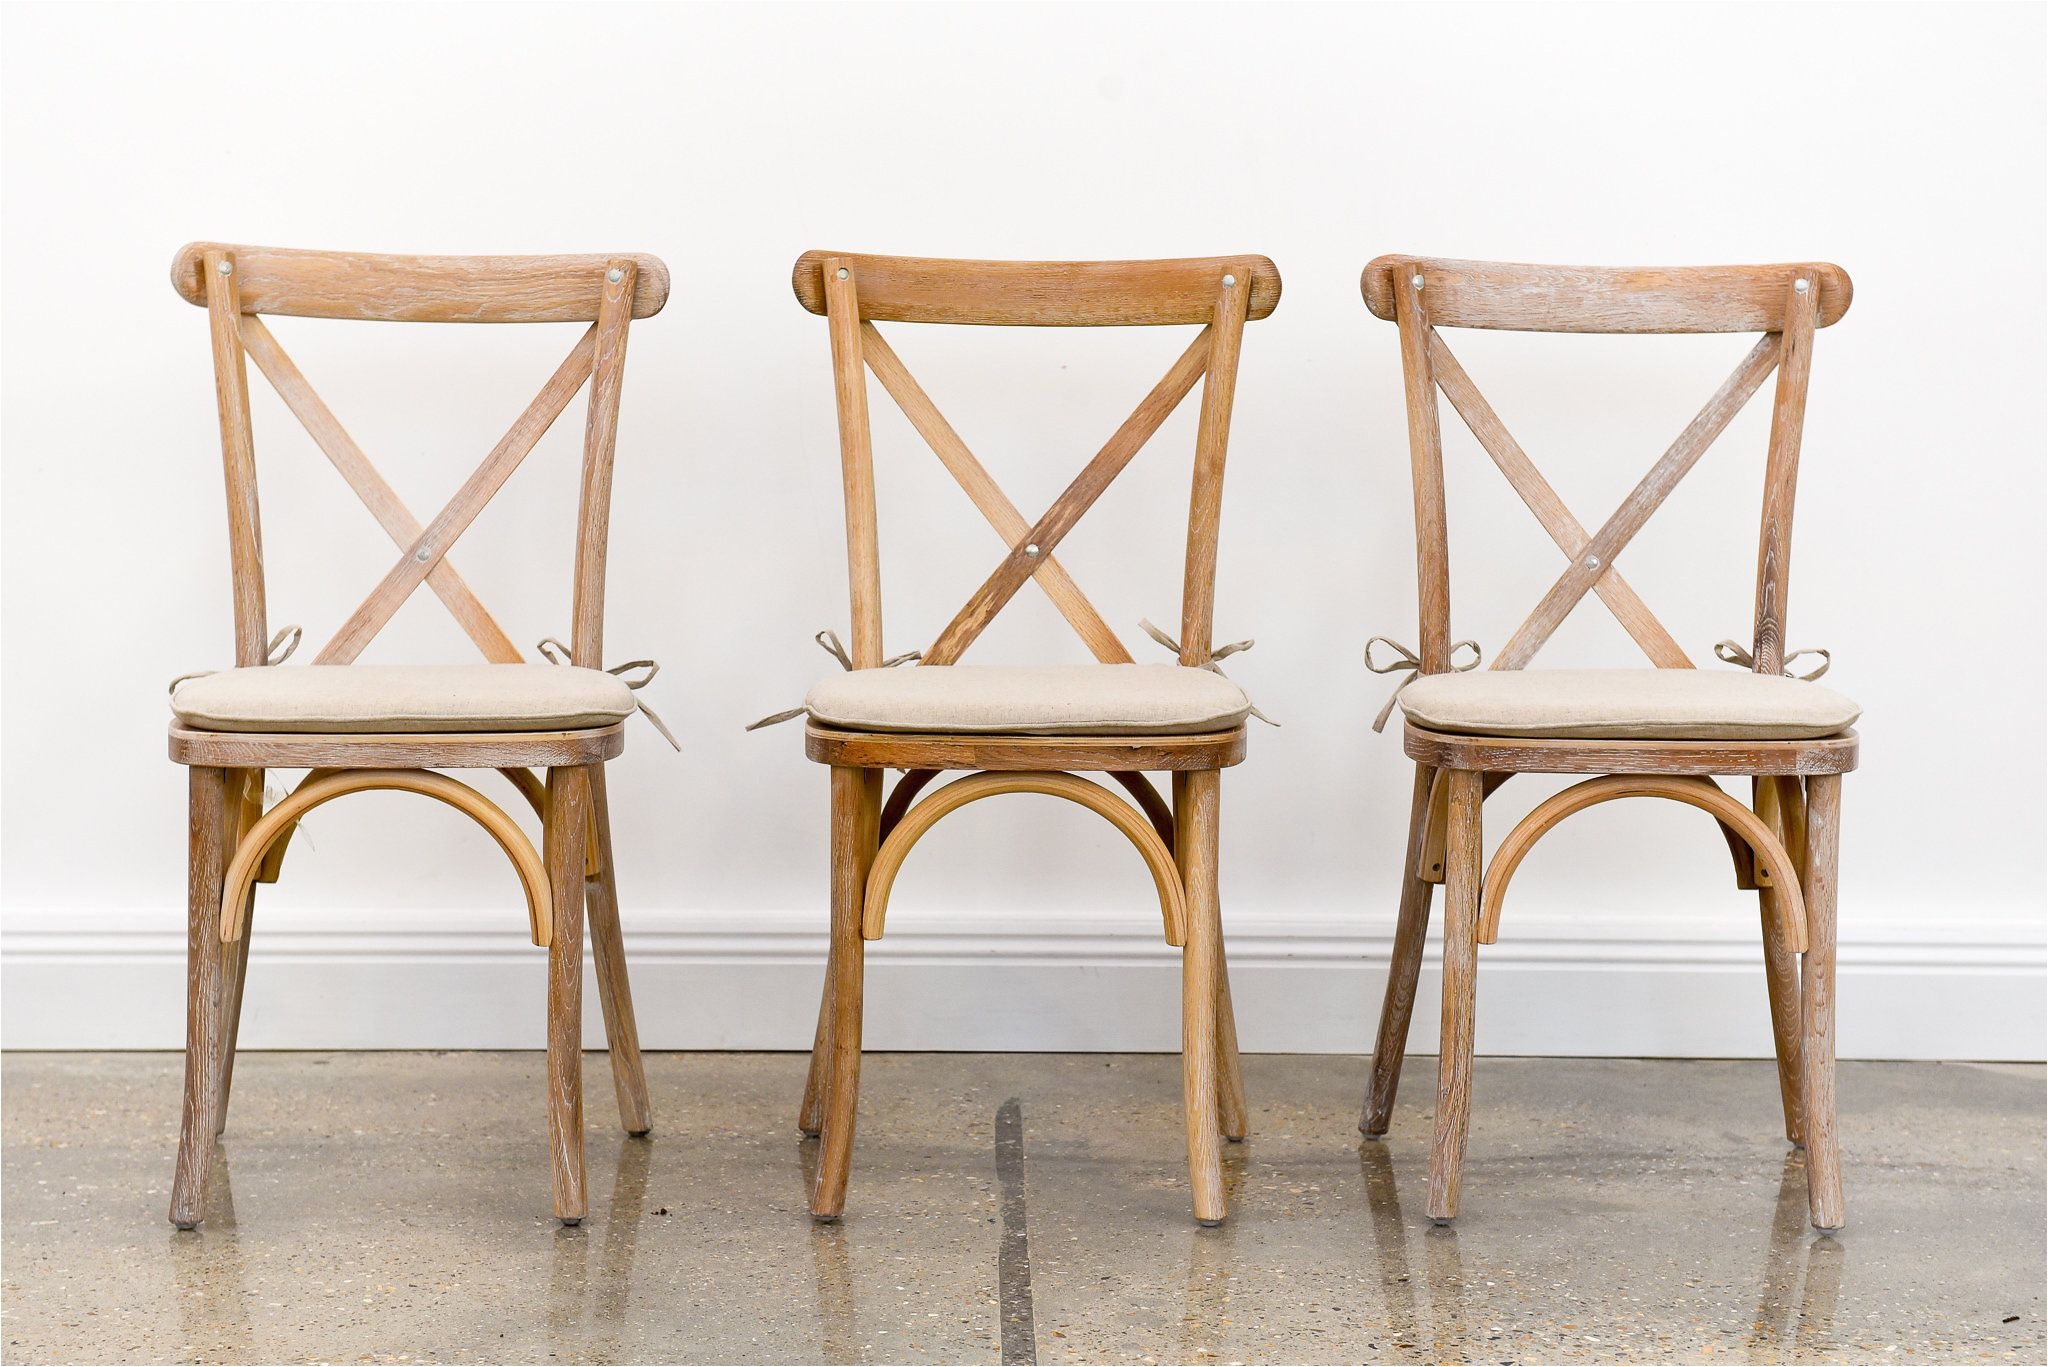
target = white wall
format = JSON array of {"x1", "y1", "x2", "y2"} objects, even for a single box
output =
[{"x1": 3, "y1": 2, "x2": 2042, "y2": 1057}]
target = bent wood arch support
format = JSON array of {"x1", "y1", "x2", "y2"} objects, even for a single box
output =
[
  {"x1": 1480, "y1": 775, "x2": 1806, "y2": 951},
  {"x1": 219, "y1": 769, "x2": 553, "y2": 946},
  {"x1": 862, "y1": 771, "x2": 1188, "y2": 945}
]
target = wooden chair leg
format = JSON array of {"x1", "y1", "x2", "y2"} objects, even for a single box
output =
[
  {"x1": 1214, "y1": 934, "x2": 1248, "y2": 1143},
  {"x1": 545, "y1": 764, "x2": 593, "y2": 1224},
  {"x1": 799, "y1": 942, "x2": 836, "y2": 1137},
  {"x1": 1364, "y1": 762, "x2": 1438, "y2": 1136},
  {"x1": 170, "y1": 766, "x2": 230, "y2": 1229},
  {"x1": 1178, "y1": 768, "x2": 1227, "y2": 1225},
  {"x1": 213, "y1": 768, "x2": 262, "y2": 1137},
  {"x1": 584, "y1": 766, "x2": 652, "y2": 1137},
  {"x1": 1754, "y1": 776, "x2": 1805, "y2": 1146},
  {"x1": 1799, "y1": 774, "x2": 1845, "y2": 1230},
  {"x1": 1426, "y1": 768, "x2": 1484, "y2": 1224},
  {"x1": 811, "y1": 766, "x2": 880, "y2": 1221}
]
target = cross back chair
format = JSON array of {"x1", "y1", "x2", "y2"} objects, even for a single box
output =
[
  {"x1": 165, "y1": 243, "x2": 669, "y2": 1228},
  {"x1": 785, "y1": 251, "x2": 1280, "y2": 1224},
  {"x1": 1357, "y1": 257, "x2": 1859, "y2": 1230}
]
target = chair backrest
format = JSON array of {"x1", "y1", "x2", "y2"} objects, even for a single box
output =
[
  {"x1": 1361, "y1": 255, "x2": 1852, "y2": 677},
  {"x1": 790, "y1": 251, "x2": 1280, "y2": 670},
  {"x1": 171, "y1": 243, "x2": 669, "y2": 670}
]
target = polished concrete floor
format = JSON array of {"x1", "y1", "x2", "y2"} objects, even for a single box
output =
[{"x1": 2, "y1": 1053, "x2": 2041, "y2": 1365}]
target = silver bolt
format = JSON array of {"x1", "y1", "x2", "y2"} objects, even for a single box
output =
[
  {"x1": 606, "y1": 267, "x2": 624, "y2": 283},
  {"x1": 414, "y1": 547, "x2": 432, "y2": 563},
  {"x1": 1221, "y1": 273, "x2": 1236, "y2": 287},
  {"x1": 1024, "y1": 543, "x2": 1040, "y2": 557},
  {"x1": 836, "y1": 267, "x2": 849, "y2": 280},
  {"x1": 1411, "y1": 273, "x2": 1424, "y2": 289},
  {"x1": 218, "y1": 260, "x2": 233, "y2": 276},
  {"x1": 1584, "y1": 555, "x2": 1602, "y2": 570},
  {"x1": 1794, "y1": 277, "x2": 1810, "y2": 294}
]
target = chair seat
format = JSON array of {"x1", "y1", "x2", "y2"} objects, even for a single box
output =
[
  {"x1": 1399, "y1": 668, "x2": 1860, "y2": 741},
  {"x1": 805, "y1": 663, "x2": 1251, "y2": 736},
  {"x1": 170, "y1": 664, "x2": 635, "y2": 734}
]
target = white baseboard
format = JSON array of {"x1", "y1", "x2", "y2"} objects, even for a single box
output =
[{"x1": 2, "y1": 907, "x2": 2041, "y2": 1059}]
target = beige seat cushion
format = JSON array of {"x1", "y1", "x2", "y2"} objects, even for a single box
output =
[
  {"x1": 805, "y1": 664, "x2": 1251, "y2": 736},
  {"x1": 171, "y1": 664, "x2": 636, "y2": 734},
  {"x1": 1399, "y1": 668, "x2": 1860, "y2": 741}
]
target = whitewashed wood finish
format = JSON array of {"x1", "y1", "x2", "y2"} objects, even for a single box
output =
[{"x1": 1362, "y1": 258, "x2": 1851, "y2": 333}]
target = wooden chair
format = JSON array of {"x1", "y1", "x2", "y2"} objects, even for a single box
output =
[
  {"x1": 164, "y1": 244, "x2": 669, "y2": 1228},
  {"x1": 782, "y1": 252, "x2": 1280, "y2": 1225},
  {"x1": 1357, "y1": 257, "x2": 1859, "y2": 1230}
]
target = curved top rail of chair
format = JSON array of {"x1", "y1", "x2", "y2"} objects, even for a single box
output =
[
  {"x1": 218, "y1": 768, "x2": 552, "y2": 947},
  {"x1": 1402, "y1": 724, "x2": 1859, "y2": 777},
  {"x1": 861, "y1": 771, "x2": 1188, "y2": 946},
  {"x1": 791, "y1": 251, "x2": 1282, "y2": 326},
  {"x1": 1361, "y1": 257, "x2": 1852, "y2": 333},
  {"x1": 171, "y1": 243, "x2": 671, "y2": 322}
]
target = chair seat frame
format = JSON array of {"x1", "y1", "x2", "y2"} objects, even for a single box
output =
[
  {"x1": 165, "y1": 244, "x2": 666, "y2": 1229},
  {"x1": 1358, "y1": 256, "x2": 1856, "y2": 1232}
]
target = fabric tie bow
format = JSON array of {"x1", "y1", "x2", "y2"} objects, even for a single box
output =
[
  {"x1": 536, "y1": 637, "x2": 680, "y2": 750},
  {"x1": 745, "y1": 629, "x2": 922, "y2": 731},
  {"x1": 1362, "y1": 636, "x2": 1482, "y2": 733},
  {"x1": 1712, "y1": 639, "x2": 1832, "y2": 682},
  {"x1": 168, "y1": 623, "x2": 303, "y2": 693},
  {"x1": 1138, "y1": 618, "x2": 1275, "y2": 726}
]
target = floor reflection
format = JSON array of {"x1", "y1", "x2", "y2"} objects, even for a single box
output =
[
  {"x1": 169, "y1": 1144, "x2": 254, "y2": 1362},
  {"x1": 799, "y1": 1136, "x2": 864, "y2": 1365},
  {"x1": 1174, "y1": 1142, "x2": 1249, "y2": 1363},
  {"x1": 1745, "y1": 1151, "x2": 1846, "y2": 1362}
]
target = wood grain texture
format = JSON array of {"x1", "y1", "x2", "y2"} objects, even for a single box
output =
[
  {"x1": 203, "y1": 250, "x2": 269, "y2": 665},
  {"x1": 172, "y1": 243, "x2": 670, "y2": 321},
  {"x1": 1751, "y1": 276, "x2": 1819, "y2": 677},
  {"x1": 168, "y1": 723, "x2": 625, "y2": 769},
  {"x1": 922, "y1": 326, "x2": 1212, "y2": 665},
  {"x1": 169, "y1": 766, "x2": 229, "y2": 1229},
  {"x1": 1178, "y1": 273, "x2": 1252, "y2": 665},
  {"x1": 315, "y1": 328, "x2": 598, "y2": 663},
  {"x1": 1402, "y1": 724, "x2": 1858, "y2": 777},
  {"x1": 1755, "y1": 775, "x2": 1807, "y2": 1146},
  {"x1": 811, "y1": 766, "x2": 883, "y2": 1220},
  {"x1": 584, "y1": 764, "x2": 652, "y2": 1136},
  {"x1": 1392, "y1": 262, "x2": 1453, "y2": 672},
  {"x1": 238, "y1": 317, "x2": 522, "y2": 662},
  {"x1": 569, "y1": 262, "x2": 637, "y2": 667},
  {"x1": 1800, "y1": 773, "x2": 1846, "y2": 1229},
  {"x1": 860, "y1": 323, "x2": 1131, "y2": 663},
  {"x1": 1362, "y1": 762, "x2": 1438, "y2": 1136},
  {"x1": 1177, "y1": 768, "x2": 1226, "y2": 1224},
  {"x1": 793, "y1": 251, "x2": 1280, "y2": 326},
  {"x1": 1475, "y1": 775, "x2": 1807, "y2": 951},
  {"x1": 216, "y1": 768, "x2": 552, "y2": 946},
  {"x1": 1493, "y1": 332, "x2": 1782, "y2": 670},
  {"x1": 1428, "y1": 334, "x2": 1691, "y2": 667},
  {"x1": 1426, "y1": 768, "x2": 1483, "y2": 1223},
  {"x1": 213, "y1": 769, "x2": 262, "y2": 1136},
  {"x1": 860, "y1": 772, "x2": 1187, "y2": 945},
  {"x1": 544, "y1": 764, "x2": 593, "y2": 1223},
  {"x1": 1362, "y1": 257, "x2": 1851, "y2": 332},
  {"x1": 822, "y1": 260, "x2": 887, "y2": 667},
  {"x1": 803, "y1": 724, "x2": 1248, "y2": 772}
]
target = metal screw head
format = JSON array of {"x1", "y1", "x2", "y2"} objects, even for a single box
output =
[
  {"x1": 414, "y1": 547, "x2": 432, "y2": 563},
  {"x1": 606, "y1": 267, "x2": 624, "y2": 284},
  {"x1": 217, "y1": 260, "x2": 233, "y2": 276},
  {"x1": 836, "y1": 267, "x2": 849, "y2": 280},
  {"x1": 1023, "y1": 543, "x2": 1040, "y2": 557},
  {"x1": 1584, "y1": 555, "x2": 1602, "y2": 570},
  {"x1": 1794, "y1": 277, "x2": 1810, "y2": 293},
  {"x1": 1411, "y1": 273, "x2": 1424, "y2": 289},
  {"x1": 1221, "y1": 273, "x2": 1236, "y2": 287}
]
